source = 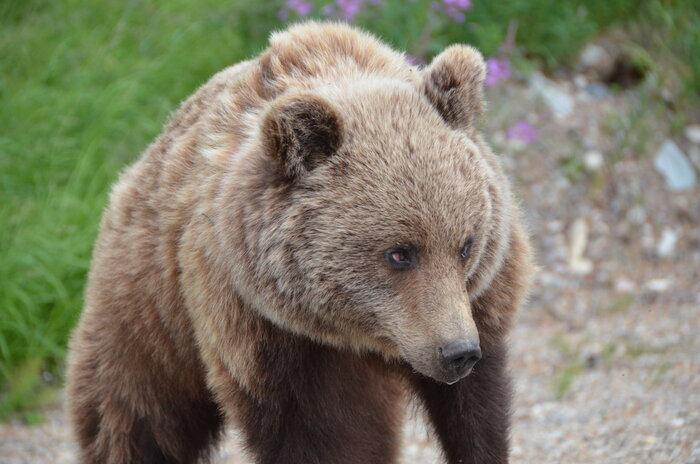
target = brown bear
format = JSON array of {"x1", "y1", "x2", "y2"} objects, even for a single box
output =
[{"x1": 67, "y1": 21, "x2": 534, "y2": 464}]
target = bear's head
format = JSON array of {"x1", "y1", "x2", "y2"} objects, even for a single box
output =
[{"x1": 235, "y1": 45, "x2": 513, "y2": 385}]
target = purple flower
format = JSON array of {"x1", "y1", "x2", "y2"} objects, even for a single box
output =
[
  {"x1": 485, "y1": 57, "x2": 510, "y2": 86},
  {"x1": 506, "y1": 120, "x2": 538, "y2": 145},
  {"x1": 291, "y1": 0, "x2": 314, "y2": 15},
  {"x1": 320, "y1": 0, "x2": 382, "y2": 22},
  {"x1": 405, "y1": 54, "x2": 426, "y2": 67},
  {"x1": 279, "y1": 0, "x2": 313, "y2": 20},
  {"x1": 434, "y1": 0, "x2": 472, "y2": 23},
  {"x1": 444, "y1": 0, "x2": 472, "y2": 7},
  {"x1": 337, "y1": 0, "x2": 363, "y2": 21}
]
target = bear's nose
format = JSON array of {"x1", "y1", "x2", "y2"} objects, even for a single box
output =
[{"x1": 439, "y1": 339, "x2": 482, "y2": 377}]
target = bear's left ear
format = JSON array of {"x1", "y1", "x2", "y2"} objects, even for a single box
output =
[
  {"x1": 422, "y1": 45, "x2": 486, "y2": 131},
  {"x1": 262, "y1": 93, "x2": 343, "y2": 180}
]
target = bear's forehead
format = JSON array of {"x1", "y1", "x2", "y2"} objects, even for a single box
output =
[
  {"x1": 331, "y1": 130, "x2": 488, "y2": 202},
  {"x1": 316, "y1": 149, "x2": 491, "y2": 247}
]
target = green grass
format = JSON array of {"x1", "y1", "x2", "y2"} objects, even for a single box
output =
[
  {"x1": 1, "y1": 0, "x2": 698, "y2": 420},
  {"x1": 0, "y1": 0, "x2": 272, "y2": 419}
]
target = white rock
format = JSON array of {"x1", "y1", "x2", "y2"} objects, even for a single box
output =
[
  {"x1": 645, "y1": 278, "x2": 672, "y2": 293},
  {"x1": 530, "y1": 72, "x2": 575, "y2": 121},
  {"x1": 580, "y1": 44, "x2": 609, "y2": 68},
  {"x1": 615, "y1": 276, "x2": 636, "y2": 293},
  {"x1": 546, "y1": 219, "x2": 564, "y2": 233},
  {"x1": 585, "y1": 82, "x2": 611, "y2": 99},
  {"x1": 574, "y1": 74, "x2": 588, "y2": 89},
  {"x1": 670, "y1": 417, "x2": 685, "y2": 428},
  {"x1": 685, "y1": 124, "x2": 700, "y2": 144},
  {"x1": 653, "y1": 140, "x2": 697, "y2": 191},
  {"x1": 656, "y1": 228, "x2": 679, "y2": 258},
  {"x1": 567, "y1": 218, "x2": 593, "y2": 274},
  {"x1": 583, "y1": 150, "x2": 605, "y2": 172},
  {"x1": 578, "y1": 43, "x2": 616, "y2": 81}
]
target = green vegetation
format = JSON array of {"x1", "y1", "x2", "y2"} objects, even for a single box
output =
[
  {"x1": 0, "y1": 0, "x2": 264, "y2": 420},
  {"x1": 1, "y1": 0, "x2": 697, "y2": 420}
]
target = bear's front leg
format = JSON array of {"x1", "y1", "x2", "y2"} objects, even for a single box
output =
[
  {"x1": 212, "y1": 321, "x2": 405, "y2": 464},
  {"x1": 410, "y1": 343, "x2": 511, "y2": 464}
]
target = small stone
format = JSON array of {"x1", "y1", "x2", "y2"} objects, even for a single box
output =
[
  {"x1": 615, "y1": 276, "x2": 636, "y2": 293},
  {"x1": 653, "y1": 140, "x2": 697, "y2": 191},
  {"x1": 546, "y1": 220, "x2": 564, "y2": 233},
  {"x1": 583, "y1": 150, "x2": 605, "y2": 172},
  {"x1": 574, "y1": 74, "x2": 588, "y2": 89},
  {"x1": 670, "y1": 417, "x2": 685, "y2": 428},
  {"x1": 645, "y1": 278, "x2": 672, "y2": 293},
  {"x1": 567, "y1": 218, "x2": 593, "y2": 274},
  {"x1": 580, "y1": 44, "x2": 608, "y2": 67},
  {"x1": 656, "y1": 228, "x2": 679, "y2": 258},
  {"x1": 530, "y1": 72, "x2": 575, "y2": 121},
  {"x1": 585, "y1": 82, "x2": 610, "y2": 99},
  {"x1": 685, "y1": 124, "x2": 700, "y2": 144},
  {"x1": 579, "y1": 43, "x2": 616, "y2": 81}
]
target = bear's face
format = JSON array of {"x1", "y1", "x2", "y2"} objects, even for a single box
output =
[{"x1": 256, "y1": 45, "x2": 507, "y2": 384}]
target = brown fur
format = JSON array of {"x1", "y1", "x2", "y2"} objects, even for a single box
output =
[{"x1": 67, "y1": 21, "x2": 534, "y2": 464}]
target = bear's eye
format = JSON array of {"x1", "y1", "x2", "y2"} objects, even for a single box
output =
[
  {"x1": 384, "y1": 245, "x2": 417, "y2": 270},
  {"x1": 460, "y1": 238, "x2": 474, "y2": 260}
]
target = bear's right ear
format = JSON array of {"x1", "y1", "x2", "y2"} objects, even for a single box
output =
[
  {"x1": 422, "y1": 45, "x2": 486, "y2": 131},
  {"x1": 262, "y1": 94, "x2": 343, "y2": 180}
]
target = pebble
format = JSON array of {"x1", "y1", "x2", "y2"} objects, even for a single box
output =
[
  {"x1": 685, "y1": 124, "x2": 700, "y2": 144},
  {"x1": 645, "y1": 278, "x2": 672, "y2": 293},
  {"x1": 583, "y1": 150, "x2": 605, "y2": 172},
  {"x1": 670, "y1": 417, "x2": 685, "y2": 428},
  {"x1": 653, "y1": 140, "x2": 697, "y2": 191},
  {"x1": 567, "y1": 218, "x2": 593, "y2": 274},
  {"x1": 530, "y1": 72, "x2": 575, "y2": 121},
  {"x1": 656, "y1": 228, "x2": 679, "y2": 259},
  {"x1": 585, "y1": 82, "x2": 611, "y2": 99},
  {"x1": 579, "y1": 44, "x2": 609, "y2": 68},
  {"x1": 546, "y1": 219, "x2": 564, "y2": 233},
  {"x1": 615, "y1": 276, "x2": 636, "y2": 293},
  {"x1": 578, "y1": 43, "x2": 616, "y2": 81}
]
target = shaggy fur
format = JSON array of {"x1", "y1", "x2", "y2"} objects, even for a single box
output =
[{"x1": 67, "y1": 21, "x2": 534, "y2": 464}]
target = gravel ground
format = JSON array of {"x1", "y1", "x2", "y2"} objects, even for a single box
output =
[{"x1": 2, "y1": 71, "x2": 699, "y2": 463}]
